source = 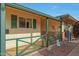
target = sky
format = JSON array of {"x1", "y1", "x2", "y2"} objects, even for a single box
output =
[{"x1": 20, "y1": 3, "x2": 79, "y2": 20}]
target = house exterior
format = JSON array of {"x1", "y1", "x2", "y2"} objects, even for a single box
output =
[
  {"x1": 5, "y1": 3, "x2": 78, "y2": 49},
  {"x1": 5, "y1": 4, "x2": 60, "y2": 49},
  {"x1": 0, "y1": 3, "x2": 77, "y2": 56}
]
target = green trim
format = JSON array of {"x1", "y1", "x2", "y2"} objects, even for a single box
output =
[
  {"x1": 18, "y1": 39, "x2": 31, "y2": 44},
  {"x1": 46, "y1": 17, "x2": 49, "y2": 47},
  {"x1": 0, "y1": 3, "x2": 6, "y2": 56}
]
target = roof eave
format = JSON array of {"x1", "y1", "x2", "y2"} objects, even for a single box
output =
[{"x1": 6, "y1": 3, "x2": 58, "y2": 21}]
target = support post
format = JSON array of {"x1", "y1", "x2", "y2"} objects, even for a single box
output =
[
  {"x1": 0, "y1": 3, "x2": 6, "y2": 56},
  {"x1": 60, "y1": 17, "x2": 63, "y2": 42},
  {"x1": 60, "y1": 17, "x2": 64, "y2": 41},
  {"x1": 46, "y1": 17, "x2": 48, "y2": 47}
]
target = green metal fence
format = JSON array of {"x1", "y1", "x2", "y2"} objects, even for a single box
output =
[
  {"x1": 6, "y1": 32, "x2": 61, "y2": 56},
  {"x1": 6, "y1": 35, "x2": 44, "y2": 56},
  {"x1": 48, "y1": 32, "x2": 61, "y2": 46}
]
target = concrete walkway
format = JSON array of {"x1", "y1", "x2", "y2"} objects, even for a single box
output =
[
  {"x1": 28, "y1": 40, "x2": 78, "y2": 56},
  {"x1": 68, "y1": 39, "x2": 79, "y2": 56},
  {"x1": 27, "y1": 39, "x2": 79, "y2": 56}
]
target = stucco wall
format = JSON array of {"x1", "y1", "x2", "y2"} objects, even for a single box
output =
[
  {"x1": 41, "y1": 17, "x2": 60, "y2": 34},
  {"x1": 6, "y1": 6, "x2": 41, "y2": 34},
  {"x1": 48, "y1": 19, "x2": 60, "y2": 32}
]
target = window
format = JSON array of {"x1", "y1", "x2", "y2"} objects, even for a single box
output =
[
  {"x1": 26, "y1": 21, "x2": 30, "y2": 28},
  {"x1": 11, "y1": 14, "x2": 17, "y2": 28},
  {"x1": 33, "y1": 19, "x2": 36, "y2": 29},
  {"x1": 26, "y1": 18, "x2": 32, "y2": 28},
  {"x1": 19, "y1": 17, "x2": 25, "y2": 28},
  {"x1": 26, "y1": 19, "x2": 30, "y2": 28}
]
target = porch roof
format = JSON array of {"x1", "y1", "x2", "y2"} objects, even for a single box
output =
[
  {"x1": 56, "y1": 14, "x2": 78, "y2": 25},
  {"x1": 6, "y1": 3, "x2": 59, "y2": 21},
  {"x1": 56, "y1": 14, "x2": 77, "y2": 21}
]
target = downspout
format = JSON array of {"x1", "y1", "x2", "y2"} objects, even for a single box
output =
[{"x1": 0, "y1": 3, "x2": 6, "y2": 56}]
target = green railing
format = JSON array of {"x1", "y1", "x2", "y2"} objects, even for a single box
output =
[
  {"x1": 48, "y1": 34, "x2": 56, "y2": 45},
  {"x1": 6, "y1": 35, "x2": 44, "y2": 56},
  {"x1": 6, "y1": 32, "x2": 61, "y2": 56}
]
